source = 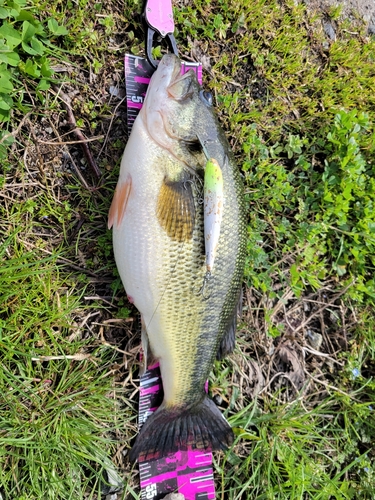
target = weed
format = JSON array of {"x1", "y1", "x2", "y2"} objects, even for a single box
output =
[{"x1": 0, "y1": 0, "x2": 65, "y2": 118}]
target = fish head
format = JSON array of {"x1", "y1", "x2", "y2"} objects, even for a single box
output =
[{"x1": 141, "y1": 54, "x2": 219, "y2": 161}]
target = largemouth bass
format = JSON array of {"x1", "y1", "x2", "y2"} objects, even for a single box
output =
[{"x1": 108, "y1": 54, "x2": 246, "y2": 461}]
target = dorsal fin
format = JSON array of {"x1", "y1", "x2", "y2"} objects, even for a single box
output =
[{"x1": 217, "y1": 288, "x2": 243, "y2": 360}]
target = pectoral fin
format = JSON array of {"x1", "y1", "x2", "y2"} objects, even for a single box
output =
[
  {"x1": 108, "y1": 174, "x2": 132, "y2": 229},
  {"x1": 157, "y1": 177, "x2": 195, "y2": 242}
]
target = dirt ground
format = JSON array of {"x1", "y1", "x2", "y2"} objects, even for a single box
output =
[{"x1": 303, "y1": 0, "x2": 375, "y2": 34}]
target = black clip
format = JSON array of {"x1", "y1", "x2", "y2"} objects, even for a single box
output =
[
  {"x1": 145, "y1": 27, "x2": 178, "y2": 69},
  {"x1": 141, "y1": 0, "x2": 179, "y2": 69}
]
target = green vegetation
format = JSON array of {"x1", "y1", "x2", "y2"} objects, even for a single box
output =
[
  {"x1": 0, "y1": 235, "x2": 134, "y2": 498},
  {"x1": 0, "y1": 0, "x2": 67, "y2": 156},
  {"x1": 242, "y1": 109, "x2": 375, "y2": 301},
  {"x1": 1, "y1": 0, "x2": 374, "y2": 498}
]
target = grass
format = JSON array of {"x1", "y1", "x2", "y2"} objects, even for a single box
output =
[
  {"x1": 0, "y1": 233, "x2": 136, "y2": 498},
  {"x1": 1, "y1": 0, "x2": 375, "y2": 498},
  {"x1": 223, "y1": 397, "x2": 375, "y2": 499}
]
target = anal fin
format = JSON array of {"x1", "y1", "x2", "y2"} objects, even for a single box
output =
[{"x1": 141, "y1": 316, "x2": 157, "y2": 374}]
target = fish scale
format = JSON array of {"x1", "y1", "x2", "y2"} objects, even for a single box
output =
[{"x1": 154, "y1": 212, "x2": 206, "y2": 405}]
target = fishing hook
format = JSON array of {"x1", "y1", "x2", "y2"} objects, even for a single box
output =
[{"x1": 193, "y1": 271, "x2": 213, "y2": 300}]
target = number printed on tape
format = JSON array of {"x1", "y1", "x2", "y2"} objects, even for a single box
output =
[
  {"x1": 131, "y1": 95, "x2": 144, "y2": 103},
  {"x1": 145, "y1": 483, "x2": 157, "y2": 499}
]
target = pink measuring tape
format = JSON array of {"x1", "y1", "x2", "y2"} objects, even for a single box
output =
[
  {"x1": 138, "y1": 364, "x2": 215, "y2": 500},
  {"x1": 124, "y1": 52, "x2": 214, "y2": 500}
]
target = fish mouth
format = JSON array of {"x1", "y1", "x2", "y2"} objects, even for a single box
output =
[
  {"x1": 160, "y1": 53, "x2": 198, "y2": 91},
  {"x1": 159, "y1": 53, "x2": 182, "y2": 86}
]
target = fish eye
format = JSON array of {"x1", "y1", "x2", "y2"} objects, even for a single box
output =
[{"x1": 199, "y1": 90, "x2": 213, "y2": 107}]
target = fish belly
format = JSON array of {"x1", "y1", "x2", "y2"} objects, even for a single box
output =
[{"x1": 112, "y1": 119, "x2": 206, "y2": 407}]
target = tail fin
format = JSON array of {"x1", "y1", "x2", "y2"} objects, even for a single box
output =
[{"x1": 129, "y1": 396, "x2": 233, "y2": 462}]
